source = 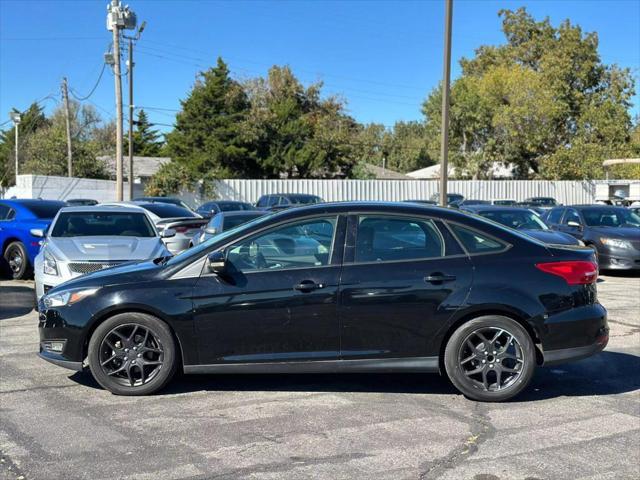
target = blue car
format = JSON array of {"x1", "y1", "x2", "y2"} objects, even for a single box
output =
[{"x1": 0, "y1": 199, "x2": 67, "y2": 279}]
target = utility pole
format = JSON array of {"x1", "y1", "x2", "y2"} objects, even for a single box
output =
[
  {"x1": 125, "y1": 21, "x2": 145, "y2": 200},
  {"x1": 61, "y1": 78, "x2": 73, "y2": 177},
  {"x1": 439, "y1": 0, "x2": 453, "y2": 207},
  {"x1": 107, "y1": 0, "x2": 137, "y2": 201},
  {"x1": 9, "y1": 112, "x2": 21, "y2": 184}
]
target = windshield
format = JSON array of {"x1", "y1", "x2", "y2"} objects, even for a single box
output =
[
  {"x1": 140, "y1": 203, "x2": 197, "y2": 218},
  {"x1": 477, "y1": 210, "x2": 549, "y2": 230},
  {"x1": 51, "y1": 212, "x2": 156, "y2": 237},
  {"x1": 218, "y1": 202, "x2": 253, "y2": 211},
  {"x1": 166, "y1": 211, "x2": 275, "y2": 263},
  {"x1": 582, "y1": 208, "x2": 640, "y2": 227},
  {"x1": 21, "y1": 201, "x2": 66, "y2": 218},
  {"x1": 528, "y1": 198, "x2": 557, "y2": 206}
]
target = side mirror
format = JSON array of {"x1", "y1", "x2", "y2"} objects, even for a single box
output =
[
  {"x1": 567, "y1": 221, "x2": 582, "y2": 229},
  {"x1": 204, "y1": 227, "x2": 218, "y2": 235},
  {"x1": 30, "y1": 228, "x2": 45, "y2": 238},
  {"x1": 160, "y1": 228, "x2": 176, "y2": 238},
  {"x1": 207, "y1": 250, "x2": 227, "y2": 274}
]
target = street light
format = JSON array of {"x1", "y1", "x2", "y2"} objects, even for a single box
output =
[{"x1": 9, "y1": 111, "x2": 21, "y2": 184}]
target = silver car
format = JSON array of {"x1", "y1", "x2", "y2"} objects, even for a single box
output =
[{"x1": 33, "y1": 205, "x2": 173, "y2": 301}]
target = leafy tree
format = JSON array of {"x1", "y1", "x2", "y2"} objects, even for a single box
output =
[
  {"x1": 0, "y1": 103, "x2": 48, "y2": 187},
  {"x1": 124, "y1": 109, "x2": 164, "y2": 157},
  {"x1": 422, "y1": 8, "x2": 636, "y2": 179},
  {"x1": 165, "y1": 57, "x2": 260, "y2": 180},
  {"x1": 20, "y1": 101, "x2": 108, "y2": 179}
]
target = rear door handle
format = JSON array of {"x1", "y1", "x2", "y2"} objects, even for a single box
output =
[
  {"x1": 294, "y1": 280, "x2": 324, "y2": 292},
  {"x1": 424, "y1": 273, "x2": 456, "y2": 284}
]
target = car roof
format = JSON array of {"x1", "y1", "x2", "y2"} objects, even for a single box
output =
[{"x1": 57, "y1": 205, "x2": 149, "y2": 213}]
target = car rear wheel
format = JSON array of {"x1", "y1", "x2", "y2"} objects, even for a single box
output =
[
  {"x1": 444, "y1": 315, "x2": 536, "y2": 402},
  {"x1": 3, "y1": 241, "x2": 31, "y2": 280},
  {"x1": 88, "y1": 313, "x2": 178, "y2": 396}
]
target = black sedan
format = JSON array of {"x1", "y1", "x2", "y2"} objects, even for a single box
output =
[
  {"x1": 460, "y1": 205, "x2": 581, "y2": 246},
  {"x1": 544, "y1": 205, "x2": 640, "y2": 270},
  {"x1": 38, "y1": 202, "x2": 607, "y2": 402}
]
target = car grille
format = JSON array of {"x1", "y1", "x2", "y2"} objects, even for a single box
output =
[{"x1": 68, "y1": 261, "x2": 124, "y2": 274}]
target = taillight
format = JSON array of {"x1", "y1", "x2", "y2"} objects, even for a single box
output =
[
  {"x1": 535, "y1": 261, "x2": 598, "y2": 285},
  {"x1": 174, "y1": 224, "x2": 201, "y2": 233}
]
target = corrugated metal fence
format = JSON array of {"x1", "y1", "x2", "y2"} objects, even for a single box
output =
[{"x1": 210, "y1": 179, "x2": 598, "y2": 204}]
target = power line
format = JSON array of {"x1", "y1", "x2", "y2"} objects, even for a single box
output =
[{"x1": 69, "y1": 63, "x2": 107, "y2": 101}]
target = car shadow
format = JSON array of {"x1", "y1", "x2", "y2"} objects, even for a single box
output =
[
  {"x1": 601, "y1": 270, "x2": 640, "y2": 278},
  {"x1": 68, "y1": 350, "x2": 639, "y2": 401},
  {"x1": 0, "y1": 285, "x2": 35, "y2": 320}
]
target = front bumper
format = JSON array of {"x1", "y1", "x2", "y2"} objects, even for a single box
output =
[
  {"x1": 598, "y1": 252, "x2": 640, "y2": 270},
  {"x1": 38, "y1": 350, "x2": 83, "y2": 371}
]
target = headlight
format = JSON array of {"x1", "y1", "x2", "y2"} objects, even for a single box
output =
[
  {"x1": 43, "y1": 251, "x2": 58, "y2": 276},
  {"x1": 577, "y1": 240, "x2": 586, "y2": 246},
  {"x1": 43, "y1": 287, "x2": 99, "y2": 308},
  {"x1": 601, "y1": 238, "x2": 631, "y2": 249}
]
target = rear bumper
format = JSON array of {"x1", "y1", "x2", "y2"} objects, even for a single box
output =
[{"x1": 543, "y1": 330, "x2": 609, "y2": 366}]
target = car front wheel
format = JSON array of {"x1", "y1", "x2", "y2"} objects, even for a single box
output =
[
  {"x1": 444, "y1": 315, "x2": 536, "y2": 402},
  {"x1": 3, "y1": 241, "x2": 31, "y2": 279},
  {"x1": 88, "y1": 313, "x2": 178, "y2": 395}
]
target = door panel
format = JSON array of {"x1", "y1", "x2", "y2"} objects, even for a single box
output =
[
  {"x1": 339, "y1": 256, "x2": 473, "y2": 359},
  {"x1": 192, "y1": 266, "x2": 341, "y2": 364}
]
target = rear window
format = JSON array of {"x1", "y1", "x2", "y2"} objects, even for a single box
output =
[
  {"x1": 21, "y1": 201, "x2": 67, "y2": 219},
  {"x1": 287, "y1": 195, "x2": 322, "y2": 205},
  {"x1": 140, "y1": 203, "x2": 197, "y2": 218},
  {"x1": 218, "y1": 202, "x2": 252, "y2": 212},
  {"x1": 51, "y1": 212, "x2": 155, "y2": 237},
  {"x1": 223, "y1": 214, "x2": 263, "y2": 230},
  {"x1": 448, "y1": 223, "x2": 507, "y2": 254}
]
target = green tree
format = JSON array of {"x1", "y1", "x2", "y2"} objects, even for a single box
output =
[
  {"x1": 165, "y1": 57, "x2": 260, "y2": 180},
  {"x1": 0, "y1": 103, "x2": 48, "y2": 187},
  {"x1": 422, "y1": 8, "x2": 636, "y2": 179},
  {"x1": 20, "y1": 101, "x2": 108, "y2": 179},
  {"x1": 125, "y1": 109, "x2": 164, "y2": 157}
]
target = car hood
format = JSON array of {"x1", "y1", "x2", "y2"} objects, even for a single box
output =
[
  {"x1": 588, "y1": 226, "x2": 640, "y2": 239},
  {"x1": 521, "y1": 229, "x2": 580, "y2": 245},
  {"x1": 46, "y1": 236, "x2": 166, "y2": 262}
]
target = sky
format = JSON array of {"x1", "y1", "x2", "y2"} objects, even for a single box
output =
[{"x1": 1, "y1": 0, "x2": 639, "y2": 133}]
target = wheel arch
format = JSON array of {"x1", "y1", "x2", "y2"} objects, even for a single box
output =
[
  {"x1": 437, "y1": 308, "x2": 544, "y2": 373},
  {"x1": 83, "y1": 307, "x2": 187, "y2": 369}
]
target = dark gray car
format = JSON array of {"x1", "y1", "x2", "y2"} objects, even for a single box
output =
[
  {"x1": 544, "y1": 205, "x2": 640, "y2": 270},
  {"x1": 190, "y1": 210, "x2": 267, "y2": 247}
]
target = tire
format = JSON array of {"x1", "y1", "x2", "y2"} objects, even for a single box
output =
[
  {"x1": 88, "y1": 312, "x2": 178, "y2": 396},
  {"x1": 444, "y1": 315, "x2": 536, "y2": 402},
  {"x1": 3, "y1": 241, "x2": 32, "y2": 280}
]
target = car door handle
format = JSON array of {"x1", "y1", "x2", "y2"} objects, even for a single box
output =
[
  {"x1": 424, "y1": 273, "x2": 456, "y2": 284},
  {"x1": 294, "y1": 280, "x2": 324, "y2": 292}
]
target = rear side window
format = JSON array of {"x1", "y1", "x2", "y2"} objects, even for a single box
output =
[
  {"x1": 355, "y1": 216, "x2": 445, "y2": 263},
  {"x1": 546, "y1": 208, "x2": 564, "y2": 224},
  {"x1": 448, "y1": 223, "x2": 507, "y2": 254}
]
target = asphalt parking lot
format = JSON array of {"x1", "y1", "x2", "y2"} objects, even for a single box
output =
[{"x1": 0, "y1": 275, "x2": 639, "y2": 480}]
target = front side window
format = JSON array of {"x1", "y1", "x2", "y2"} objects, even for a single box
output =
[
  {"x1": 563, "y1": 209, "x2": 581, "y2": 225},
  {"x1": 546, "y1": 208, "x2": 564, "y2": 224},
  {"x1": 354, "y1": 216, "x2": 445, "y2": 263},
  {"x1": 226, "y1": 216, "x2": 337, "y2": 272},
  {"x1": 449, "y1": 223, "x2": 506, "y2": 254},
  {"x1": 0, "y1": 204, "x2": 10, "y2": 220},
  {"x1": 51, "y1": 212, "x2": 156, "y2": 237}
]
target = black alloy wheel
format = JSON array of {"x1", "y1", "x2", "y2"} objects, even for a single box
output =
[
  {"x1": 445, "y1": 316, "x2": 536, "y2": 402},
  {"x1": 88, "y1": 313, "x2": 178, "y2": 395},
  {"x1": 4, "y1": 241, "x2": 31, "y2": 279}
]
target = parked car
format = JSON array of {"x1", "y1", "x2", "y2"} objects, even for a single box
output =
[
  {"x1": 132, "y1": 196, "x2": 192, "y2": 211},
  {"x1": 190, "y1": 210, "x2": 267, "y2": 247},
  {"x1": 0, "y1": 199, "x2": 67, "y2": 279},
  {"x1": 65, "y1": 199, "x2": 98, "y2": 207},
  {"x1": 194, "y1": 200, "x2": 255, "y2": 219},
  {"x1": 33, "y1": 206, "x2": 172, "y2": 301},
  {"x1": 132, "y1": 202, "x2": 208, "y2": 254},
  {"x1": 519, "y1": 197, "x2": 558, "y2": 210},
  {"x1": 460, "y1": 205, "x2": 582, "y2": 246},
  {"x1": 256, "y1": 193, "x2": 324, "y2": 211},
  {"x1": 428, "y1": 193, "x2": 464, "y2": 205},
  {"x1": 492, "y1": 200, "x2": 517, "y2": 206},
  {"x1": 38, "y1": 202, "x2": 606, "y2": 402},
  {"x1": 544, "y1": 205, "x2": 640, "y2": 270}
]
